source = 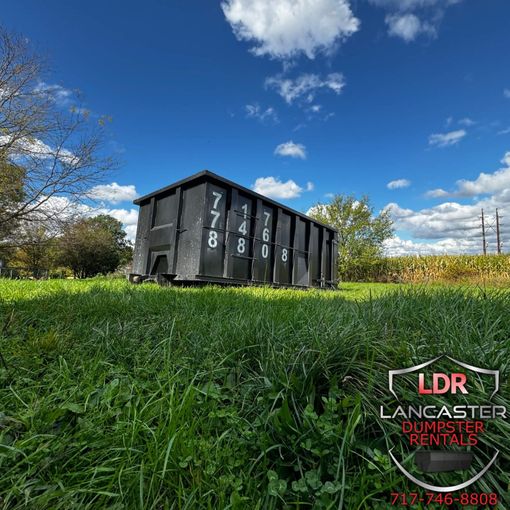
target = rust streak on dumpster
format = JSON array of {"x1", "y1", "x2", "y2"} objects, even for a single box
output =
[{"x1": 130, "y1": 170, "x2": 338, "y2": 288}]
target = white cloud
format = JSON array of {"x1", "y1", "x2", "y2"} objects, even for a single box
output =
[
  {"x1": 383, "y1": 236, "x2": 480, "y2": 256},
  {"x1": 37, "y1": 195, "x2": 91, "y2": 224},
  {"x1": 34, "y1": 81, "x2": 73, "y2": 106},
  {"x1": 458, "y1": 117, "x2": 475, "y2": 126},
  {"x1": 387, "y1": 178, "x2": 411, "y2": 189},
  {"x1": 498, "y1": 127, "x2": 510, "y2": 135},
  {"x1": 0, "y1": 134, "x2": 52, "y2": 158},
  {"x1": 274, "y1": 141, "x2": 307, "y2": 159},
  {"x1": 386, "y1": 14, "x2": 435, "y2": 41},
  {"x1": 102, "y1": 207, "x2": 139, "y2": 226},
  {"x1": 245, "y1": 104, "x2": 278, "y2": 123},
  {"x1": 383, "y1": 150, "x2": 510, "y2": 255},
  {"x1": 0, "y1": 134, "x2": 79, "y2": 165},
  {"x1": 221, "y1": 0, "x2": 360, "y2": 60},
  {"x1": 428, "y1": 129, "x2": 466, "y2": 147},
  {"x1": 124, "y1": 225, "x2": 137, "y2": 241},
  {"x1": 310, "y1": 105, "x2": 322, "y2": 113},
  {"x1": 265, "y1": 73, "x2": 345, "y2": 104},
  {"x1": 426, "y1": 152, "x2": 510, "y2": 198},
  {"x1": 384, "y1": 201, "x2": 481, "y2": 240},
  {"x1": 425, "y1": 188, "x2": 449, "y2": 198},
  {"x1": 371, "y1": 0, "x2": 462, "y2": 42},
  {"x1": 252, "y1": 176, "x2": 313, "y2": 199},
  {"x1": 370, "y1": 0, "x2": 461, "y2": 10},
  {"x1": 504, "y1": 89, "x2": 510, "y2": 99},
  {"x1": 88, "y1": 182, "x2": 139, "y2": 204}
]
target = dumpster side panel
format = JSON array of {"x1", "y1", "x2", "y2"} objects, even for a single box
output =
[
  {"x1": 200, "y1": 182, "x2": 228, "y2": 278},
  {"x1": 274, "y1": 209, "x2": 293, "y2": 285},
  {"x1": 132, "y1": 200, "x2": 152, "y2": 275},
  {"x1": 293, "y1": 217, "x2": 309, "y2": 286},
  {"x1": 326, "y1": 230, "x2": 337, "y2": 285},
  {"x1": 147, "y1": 190, "x2": 179, "y2": 275},
  {"x1": 331, "y1": 231, "x2": 339, "y2": 285},
  {"x1": 224, "y1": 189, "x2": 254, "y2": 281},
  {"x1": 309, "y1": 223, "x2": 320, "y2": 286},
  {"x1": 325, "y1": 231, "x2": 332, "y2": 282},
  {"x1": 175, "y1": 183, "x2": 205, "y2": 277},
  {"x1": 320, "y1": 227, "x2": 327, "y2": 285}
]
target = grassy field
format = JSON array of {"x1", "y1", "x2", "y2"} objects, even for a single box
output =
[{"x1": 0, "y1": 279, "x2": 509, "y2": 509}]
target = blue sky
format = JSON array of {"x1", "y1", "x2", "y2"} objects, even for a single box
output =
[{"x1": 2, "y1": 0, "x2": 510, "y2": 254}]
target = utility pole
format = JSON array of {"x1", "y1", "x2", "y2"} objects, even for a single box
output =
[
  {"x1": 496, "y1": 208, "x2": 502, "y2": 254},
  {"x1": 481, "y1": 208, "x2": 487, "y2": 255}
]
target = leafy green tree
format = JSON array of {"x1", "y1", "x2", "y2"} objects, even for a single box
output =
[
  {"x1": 309, "y1": 194, "x2": 394, "y2": 280},
  {"x1": 0, "y1": 158, "x2": 25, "y2": 263},
  {"x1": 57, "y1": 215, "x2": 132, "y2": 278},
  {"x1": 11, "y1": 225, "x2": 58, "y2": 276},
  {"x1": 0, "y1": 159, "x2": 25, "y2": 231},
  {"x1": 87, "y1": 215, "x2": 133, "y2": 266}
]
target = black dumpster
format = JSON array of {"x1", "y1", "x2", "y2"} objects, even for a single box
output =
[{"x1": 130, "y1": 171, "x2": 338, "y2": 288}]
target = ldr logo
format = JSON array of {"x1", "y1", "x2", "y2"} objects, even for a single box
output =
[
  {"x1": 418, "y1": 373, "x2": 468, "y2": 395},
  {"x1": 385, "y1": 355, "x2": 503, "y2": 493}
]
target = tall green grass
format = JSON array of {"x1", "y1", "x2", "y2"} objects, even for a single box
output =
[{"x1": 0, "y1": 279, "x2": 509, "y2": 509}]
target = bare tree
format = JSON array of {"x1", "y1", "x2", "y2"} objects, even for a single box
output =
[{"x1": 0, "y1": 26, "x2": 116, "y2": 245}]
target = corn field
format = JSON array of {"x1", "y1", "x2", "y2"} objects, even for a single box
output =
[{"x1": 343, "y1": 254, "x2": 510, "y2": 283}]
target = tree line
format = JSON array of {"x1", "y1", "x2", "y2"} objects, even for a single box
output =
[
  {"x1": 0, "y1": 26, "x2": 131, "y2": 278},
  {"x1": 3, "y1": 215, "x2": 132, "y2": 278}
]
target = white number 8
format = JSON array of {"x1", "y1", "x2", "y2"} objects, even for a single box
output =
[
  {"x1": 237, "y1": 237, "x2": 246, "y2": 254},
  {"x1": 282, "y1": 248, "x2": 288, "y2": 262},
  {"x1": 208, "y1": 230, "x2": 218, "y2": 248}
]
